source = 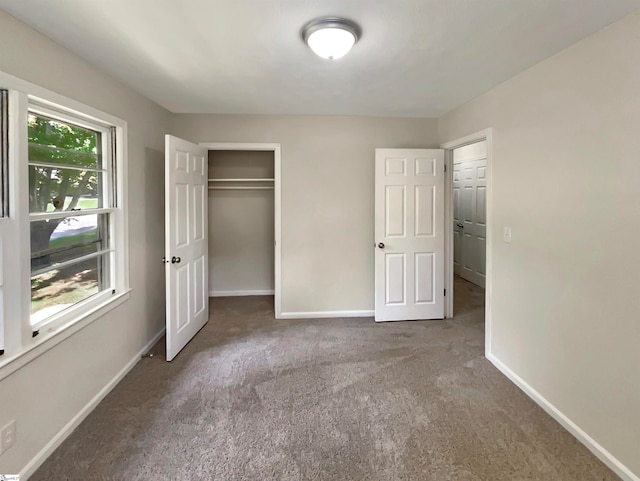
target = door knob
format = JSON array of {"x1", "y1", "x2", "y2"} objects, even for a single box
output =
[
  {"x1": 378, "y1": 243, "x2": 385, "y2": 249},
  {"x1": 171, "y1": 256, "x2": 181, "y2": 264},
  {"x1": 456, "y1": 223, "x2": 464, "y2": 228}
]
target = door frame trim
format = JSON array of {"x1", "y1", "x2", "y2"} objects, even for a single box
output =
[
  {"x1": 199, "y1": 142, "x2": 282, "y2": 319},
  {"x1": 441, "y1": 128, "x2": 493, "y2": 356}
]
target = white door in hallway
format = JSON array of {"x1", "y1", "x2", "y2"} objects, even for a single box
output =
[
  {"x1": 165, "y1": 135, "x2": 209, "y2": 361},
  {"x1": 374, "y1": 149, "x2": 445, "y2": 322},
  {"x1": 453, "y1": 141, "x2": 487, "y2": 287}
]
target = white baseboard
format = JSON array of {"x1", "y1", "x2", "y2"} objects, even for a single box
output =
[
  {"x1": 278, "y1": 310, "x2": 374, "y2": 319},
  {"x1": 20, "y1": 327, "x2": 166, "y2": 480},
  {"x1": 209, "y1": 289, "x2": 274, "y2": 297},
  {"x1": 487, "y1": 353, "x2": 639, "y2": 481}
]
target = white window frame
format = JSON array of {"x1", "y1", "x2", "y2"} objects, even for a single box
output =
[
  {"x1": 27, "y1": 103, "x2": 117, "y2": 332},
  {"x1": 0, "y1": 71, "x2": 130, "y2": 380}
]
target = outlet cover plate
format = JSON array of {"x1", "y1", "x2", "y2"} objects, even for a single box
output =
[{"x1": 1, "y1": 420, "x2": 16, "y2": 453}]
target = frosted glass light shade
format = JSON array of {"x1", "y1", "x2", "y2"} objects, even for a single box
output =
[
  {"x1": 307, "y1": 28, "x2": 356, "y2": 60},
  {"x1": 303, "y1": 18, "x2": 360, "y2": 60}
]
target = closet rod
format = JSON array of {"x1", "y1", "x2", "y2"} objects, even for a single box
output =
[{"x1": 208, "y1": 186, "x2": 274, "y2": 190}]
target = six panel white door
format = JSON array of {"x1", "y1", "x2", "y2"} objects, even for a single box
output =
[
  {"x1": 165, "y1": 135, "x2": 209, "y2": 361},
  {"x1": 453, "y1": 141, "x2": 487, "y2": 287},
  {"x1": 374, "y1": 149, "x2": 445, "y2": 322}
]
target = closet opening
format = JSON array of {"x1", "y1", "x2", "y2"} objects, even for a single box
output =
[{"x1": 202, "y1": 143, "x2": 282, "y2": 318}]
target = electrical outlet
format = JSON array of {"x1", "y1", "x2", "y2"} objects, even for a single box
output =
[{"x1": 1, "y1": 420, "x2": 16, "y2": 454}]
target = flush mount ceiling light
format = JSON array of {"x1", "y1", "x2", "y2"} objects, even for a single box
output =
[{"x1": 302, "y1": 17, "x2": 361, "y2": 60}]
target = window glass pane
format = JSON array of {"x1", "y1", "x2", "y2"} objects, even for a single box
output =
[
  {"x1": 31, "y1": 214, "x2": 109, "y2": 272},
  {"x1": 29, "y1": 165, "x2": 103, "y2": 213},
  {"x1": 28, "y1": 113, "x2": 101, "y2": 169},
  {"x1": 31, "y1": 253, "x2": 111, "y2": 324},
  {"x1": 29, "y1": 144, "x2": 99, "y2": 167}
]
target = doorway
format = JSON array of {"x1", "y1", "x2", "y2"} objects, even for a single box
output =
[
  {"x1": 165, "y1": 137, "x2": 281, "y2": 361},
  {"x1": 207, "y1": 150, "x2": 275, "y2": 298},
  {"x1": 442, "y1": 129, "x2": 492, "y2": 355},
  {"x1": 201, "y1": 143, "x2": 282, "y2": 318}
]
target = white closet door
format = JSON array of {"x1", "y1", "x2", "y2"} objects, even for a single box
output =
[
  {"x1": 165, "y1": 135, "x2": 209, "y2": 361},
  {"x1": 453, "y1": 141, "x2": 487, "y2": 287}
]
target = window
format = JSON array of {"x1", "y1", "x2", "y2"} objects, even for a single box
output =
[
  {"x1": 0, "y1": 89, "x2": 7, "y2": 357},
  {"x1": 28, "y1": 108, "x2": 116, "y2": 330},
  {"x1": 0, "y1": 89, "x2": 8, "y2": 217},
  {"x1": 0, "y1": 72, "x2": 128, "y2": 368}
]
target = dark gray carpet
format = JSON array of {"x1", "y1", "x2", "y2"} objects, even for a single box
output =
[{"x1": 32, "y1": 277, "x2": 617, "y2": 480}]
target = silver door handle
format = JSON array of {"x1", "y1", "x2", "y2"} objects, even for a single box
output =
[{"x1": 456, "y1": 223, "x2": 464, "y2": 228}]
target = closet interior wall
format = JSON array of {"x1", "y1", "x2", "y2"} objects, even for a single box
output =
[{"x1": 208, "y1": 150, "x2": 275, "y2": 297}]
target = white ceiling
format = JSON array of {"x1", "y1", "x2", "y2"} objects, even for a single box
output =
[{"x1": 2, "y1": 0, "x2": 639, "y2": 117}]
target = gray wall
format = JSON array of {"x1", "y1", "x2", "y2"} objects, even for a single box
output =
[
  {"x1": 208, "y1": 150, "x2": 275, "y2": 294},
  {"x1": 0, "y1": 10, "x2": 170, "y2": 474},
  {"x1": 439, "y1": 11, "x2": 640, "y2": 476},
  {"x1": 172, "y1": 114, "x2": 440, "y2": 314}
]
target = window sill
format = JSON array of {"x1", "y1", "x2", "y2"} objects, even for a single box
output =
[{"x1": 0, "y1": 289, "x2": 131, "y2": 382}]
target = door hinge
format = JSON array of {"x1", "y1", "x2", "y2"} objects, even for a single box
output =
[
  {"x1": 444, "y1": 289, "x2": 446, "y2": 296},
  {"x1": 444, "y1": 164, "x2": 447, "y2": 173}
]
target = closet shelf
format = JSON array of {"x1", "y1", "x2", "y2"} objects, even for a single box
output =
[
  {"x1": 208, "y1": 178, "x2": 274, "y2": 182},
  {"x1": 209, "y1": 186, "x2": 274, "y2": 190}
]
